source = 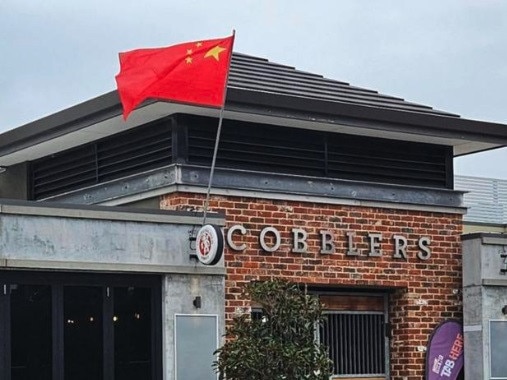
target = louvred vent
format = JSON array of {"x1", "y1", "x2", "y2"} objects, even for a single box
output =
[
  {"x1": 30, "y1": 114, "x2": 450, "y2": 200},
  {"x1": 31, "y1": 119, "x2": 172, "y2": 200},
  {"x1": 184, "y1": 115, "x2": 450, "y2": 188}
]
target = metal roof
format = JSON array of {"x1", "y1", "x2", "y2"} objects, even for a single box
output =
[
  {"x1": 229, "y1": 53, "x2": 459, "y2": 117},
  {"x1": 455, "y1": 175, "x2": 507, "y2": 225},
  {"x1": 0, "y1": 52, "x2": 506, "y2": 167}
]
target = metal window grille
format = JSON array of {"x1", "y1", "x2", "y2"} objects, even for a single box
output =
[
  {"x1": 252, "y1": 308, "x2": 387, "y2": 377},
  {"x1": 320, "y1": 312, "x2": 386, "y2": 377}
]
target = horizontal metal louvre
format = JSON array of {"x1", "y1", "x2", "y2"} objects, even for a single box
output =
[
  {"x1": 31, "y1": 145, "x2": 98, "y2": 199},
  {"x1": 185, "y1": 115, "x2": 449, "y2": 188},
  {"x1": 31, "y1": 120, "x2": 172, "y2": 199},
  {"x1": 30, "y1": 113, "x2": 451, "y2": 199},
  {"x1": 187, "y1": 118, "x2": 325, "y2": 176},
  {"x1": 327, "y1": 134, "x2": 447, "y2": 187},
  {"x1": 320, "y1": 312, "x2": 385, "y2": 376},
  {"x1": 96, "y1": 125, "x2": 172, "y2": 182}
]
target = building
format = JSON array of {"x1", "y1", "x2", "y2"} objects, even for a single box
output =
[
  {"x1": 2, "y1": 52, "x2": 507, "y2": 379},
  {"x1": 454, "y1": 175, "x2": 507, "y2": 379},
  {"x1": 455, "y1": 175, "x2": 507, "y2": 234}
]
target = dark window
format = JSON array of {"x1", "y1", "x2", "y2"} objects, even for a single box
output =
[
  {"x1": 64, "y1": 286, "x2": 104, "y2": 380},
  {"x1": 114, "y1": 286, "x2": 152, "y2": 379},
  {"x1": 10, "y1": 284, "x2": 52, "y2": 380},
  {"x1": 0, "y1": 271, "x2": 162, "y2": 380}
]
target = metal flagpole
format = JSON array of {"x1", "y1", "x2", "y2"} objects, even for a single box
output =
[{"x1": 202, "y1": 30, "x2": 235, "y2": 225}]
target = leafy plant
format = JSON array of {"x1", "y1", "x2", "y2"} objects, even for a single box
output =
[{"x1": 214, "y1": 279, "x2": 333, "y2": 379}]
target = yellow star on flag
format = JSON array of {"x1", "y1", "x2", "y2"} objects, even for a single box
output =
[
  {"x1": 204, "y1": 45, "x2": 226, "y2": 61},
  {"x1": 115, "y1": 34, "x2": 234, "y2": 119}
]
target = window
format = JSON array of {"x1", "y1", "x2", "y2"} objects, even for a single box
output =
[
  {"x1": 250, "y1": 293, "x2": 388, "y2": 379},
  {"x1": 319, "y1": 294, "x2": 388, "y2": 379},
  {"x1": 320, "y1": 312, "x2": 386, "y2": 377},
  {"x1": 175, "y1": 315, "x2": 218, "y2": 380},
  {"x1": 490, "y1": 320, "x2": 507, "y2": 379},
  {"x1": 0, "y1": 271, "x2": 162, "y2": 380}
]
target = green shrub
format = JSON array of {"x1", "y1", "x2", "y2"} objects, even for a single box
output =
[{"x1": 214, "y1": 279, "x2": 333, "y2": 380}]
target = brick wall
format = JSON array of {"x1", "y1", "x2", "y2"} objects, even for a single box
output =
[{"x1": 161, "y1": 192, "x2": 463, "y2": 379}]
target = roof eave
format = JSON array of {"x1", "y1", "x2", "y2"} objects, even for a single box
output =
[
  {"x1": 1, "y1": 88, "x2": 506, "y2": 163},
  {"x1": 0, "y1": 91, "x2": 124, "y2": 157},
  {"x1": 226, "y1": 88, "x2": 507, "y2": 146}
]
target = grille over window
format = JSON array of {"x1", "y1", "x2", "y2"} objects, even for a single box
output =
[{"x1": 320, "y1": 312, "x2": 386, "y2": 377}]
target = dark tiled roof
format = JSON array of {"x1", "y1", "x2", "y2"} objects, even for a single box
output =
[{"x1": 229, "y1": 53, "x2": 460, "y2": 118}]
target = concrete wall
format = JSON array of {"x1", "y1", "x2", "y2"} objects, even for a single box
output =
[
  {"x1": 463, "y1": 233, "x2": 507, "y2": 379},
  {"x1": 162, "y1": 274, "x2": 225, "y2": 380},
  {"x1": 0, "y1": 200, "x2": 224, "y2": 274}
]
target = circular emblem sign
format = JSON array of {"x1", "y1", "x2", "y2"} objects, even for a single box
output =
[{"x1": 195, "y1": 224, "x2": 224, "y2": 265}]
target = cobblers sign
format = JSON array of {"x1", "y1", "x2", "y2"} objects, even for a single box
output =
[{"x1": 226, "y1": 225, "x2": 432, "y2": 261}]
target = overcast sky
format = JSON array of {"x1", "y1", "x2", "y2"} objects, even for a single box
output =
[{"x1": 1, "y1": 0, "x2": 506, "y2": 178}]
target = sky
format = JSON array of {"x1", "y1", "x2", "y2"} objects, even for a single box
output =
[{"x1": 1, "y1": 0, "x2": 506, "y2": 179}]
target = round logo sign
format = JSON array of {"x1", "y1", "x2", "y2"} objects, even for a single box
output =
[{"x1": 195, "y1": 224, "x2": 224, "y2": 265}]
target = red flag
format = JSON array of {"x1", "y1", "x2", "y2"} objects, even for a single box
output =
[{"x1": 115, "y1": 35, "x2": 234, "y2": 119}]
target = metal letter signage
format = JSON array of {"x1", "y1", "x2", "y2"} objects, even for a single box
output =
[
  {"x1": 195, "y1": 224, "x2": 224, "y2": 265},
  {"x1": 259, "y1": 226, "x2": 281, "y2": 252},
  {"x1": 226, "y1": 224, "x2": 246, "y2": 251},
  {"x1": 225, "y1": 224, "x2": 432, "y2": 261}
]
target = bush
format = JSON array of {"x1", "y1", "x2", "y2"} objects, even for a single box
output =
[{"x1": 214, "y1": 279, "x2": 333, "y2": 379}]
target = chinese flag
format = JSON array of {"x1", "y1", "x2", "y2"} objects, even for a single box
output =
[{"x1": 115, "y1": 35, "x2": 234, "y2": 120}]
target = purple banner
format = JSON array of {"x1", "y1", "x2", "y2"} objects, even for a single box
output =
[{"x1": 425, "y1": 320, "x2": 464, "y2": 380}]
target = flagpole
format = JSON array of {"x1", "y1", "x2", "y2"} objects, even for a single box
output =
[{"x1": 202, "y1": 30, "x2": 235, "y2": 225}]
